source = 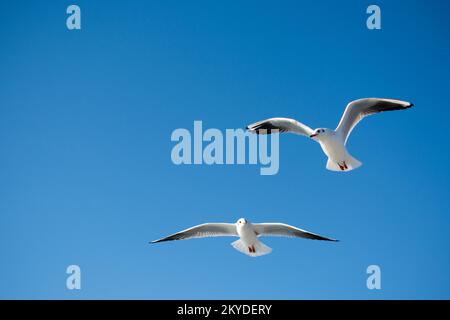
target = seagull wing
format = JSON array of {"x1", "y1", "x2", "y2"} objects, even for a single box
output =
[
  {"x1": 246, "y1": 117, "x2": 314, "y2": 137},
  {"x1": 253, "y1": 223, "x2": 338, "y2": 241},
  {"x1": 336, "y1": 98, "x2": 413, "y2": 144},
  {"x1": 151, "y1": 223, "x2": 238, "y2": 243}
]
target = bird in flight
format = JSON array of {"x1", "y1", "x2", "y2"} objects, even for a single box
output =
[
  {"x1": 151, "y1": 218, "x2": 338, "y2": 257},
  {"x1": 247, "y1": 98, "x2": 413, "y2": 171}
]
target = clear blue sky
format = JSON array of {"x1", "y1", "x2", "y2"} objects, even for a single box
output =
[{"x1": 1, "y1": 0, "x2": 449, "y2": 299}]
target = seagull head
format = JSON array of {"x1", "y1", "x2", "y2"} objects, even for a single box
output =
[
  {"x1": 310, "y1": 128, "x2": 329, "y2": 140},
  {"x1": 236, "y1": 218, "x2": 248, "y2": 226}
]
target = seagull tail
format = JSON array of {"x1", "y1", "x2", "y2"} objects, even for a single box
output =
[
  {"x1": 326, "y1": 159, "x2": 342, "y2": 171},
  {"x1": 231, "y1": 239, "x2": 272, "y2": 257},
  {"x1": 326, "y1": 155, "x2": 362, "y2": 172},
  {"x1": 345, "y1": 154, "x2": 362, "y2": 171}
]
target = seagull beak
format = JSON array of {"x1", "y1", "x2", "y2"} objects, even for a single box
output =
[{"x1": 310, "y1": 134, "x2": 318, "y2": 138}]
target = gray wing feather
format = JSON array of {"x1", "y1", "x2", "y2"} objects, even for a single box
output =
[
  {"x1": 253, "y1": 223, "x2": 338, "y2": 241},
  {"x1": 336, "y1": 98, "x2": 413, "y2": 144},
  {"x1": 246, "y1": 118, "x2": 314, "y2": 137},
  {"x1": 151, "y1": 223, "x2": 237, "y2": 243}
]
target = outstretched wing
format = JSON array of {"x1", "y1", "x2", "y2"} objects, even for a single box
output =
[
  {"x1": 253, "y1": 223, "x2": 338, "y2": 241},
  {"x1": 336, "y1": 98, "x2": 413, "y2": 144},
  {"x1": 246, "y1": 117, "x2": 314, "y2": 137},
  {"x1": 151, "y1": 223, "x2": 237, "y2": 243}
]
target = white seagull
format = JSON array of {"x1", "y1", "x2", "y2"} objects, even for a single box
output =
[
  {"x1": 247, "y1": 98, "x2": 413, "y2": 171},
  {"x1": 151, "y1": 218, "x2": 338, "y2": 257}
]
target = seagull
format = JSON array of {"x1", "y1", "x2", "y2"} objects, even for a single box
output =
[
  {"x1": 151, "y1": 218, "x2": 338, "y2": 257},
  {"x1": 247, "y1": 98, "x2": 413, "y2": 171}
]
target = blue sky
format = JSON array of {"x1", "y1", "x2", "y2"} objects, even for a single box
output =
[{"x1": 1, "y1": 0, "x2": 449, "y2": 299}]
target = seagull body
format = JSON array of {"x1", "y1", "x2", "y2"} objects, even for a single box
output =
[
  {"x1": 151, "y1": 218, "x2": 337, "y2": 257},
  {"x1": 247, "y1": 98, "x2": 413, "y2": 171}
]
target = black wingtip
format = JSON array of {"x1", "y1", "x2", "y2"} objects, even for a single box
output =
[{"x1": 409, "y1": 103, "x2": 414, "y2": 107}]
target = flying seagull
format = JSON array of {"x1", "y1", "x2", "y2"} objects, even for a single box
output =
[
  {"x1": 247, "y1": 98, "x2": 413, "y2": 171},
  {"x1": 151, "y1": 218, "x2": 338, "y2": 257}
]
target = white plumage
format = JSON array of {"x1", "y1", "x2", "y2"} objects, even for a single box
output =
[
  {"x1": 247, "y1": 98, "x2": 413, "y2": 171},
  {"x1": 151, "y1": 218, "x2": 337, "y2": 257}
]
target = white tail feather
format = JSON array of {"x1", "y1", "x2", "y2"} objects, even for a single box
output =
[
  {"x1": 326, "y1": 159, "x2": 341, "y2": 171},
  {"x1": 231, "y1": 239, "x2": 272, "y2": 257},
  {"x1": 326, "y1": 155, "x2": 362, "y2": 172},
  {"x1": 346, "y1": 155, "x2": 362, "y2": 170}
]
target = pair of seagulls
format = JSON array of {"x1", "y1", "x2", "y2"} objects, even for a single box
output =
[{"x1": 152, "y1": 98, "x2": 413, "y2": 257}]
